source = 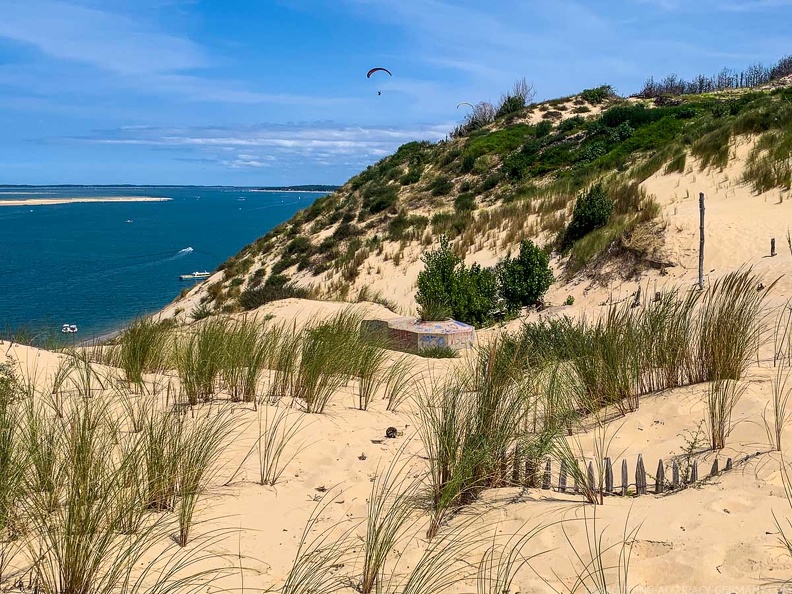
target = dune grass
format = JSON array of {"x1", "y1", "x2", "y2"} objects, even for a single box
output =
[
  {"x1": 541, "y1": 509, "x2": 640, "y2": 594},
  {"x1": 277, "y1": 492, "x2": 355, "y2": 594},
  {"x1": 175, "y1": 317, "x2": 230, "y2": 405},
  {"x1": 255, "y1": 405, "x2": 309, "y2": 486},
  {"x1": 358, "y1": 453, "x2": 421, "y2": 594},
  {"x1": 175, "y1": 406, "x2": 237, "y2": 547},
  {"x1": 115, "y1": 318, "x2": 173, "y2": 391}
]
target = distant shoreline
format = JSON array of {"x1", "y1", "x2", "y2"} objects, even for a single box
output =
[
  {"x1": 249, "y1": 189, "x2": 334, "y2": 194},
  {"x1": 0, "y1": 196, "x2": 172, "y2": 207}
]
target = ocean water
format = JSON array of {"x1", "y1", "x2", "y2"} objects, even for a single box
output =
[{"x1": 0, "y1": 186, "x2": 322, "y2": 342}]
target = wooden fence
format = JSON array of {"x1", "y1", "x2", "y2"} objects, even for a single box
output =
[{"x1": 511, "y1": 450, "x2": 740, "y2": 497}]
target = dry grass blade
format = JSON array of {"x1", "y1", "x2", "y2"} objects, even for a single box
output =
[
  {"x1": 706, "y1": 379, "x2": 747, "y2": 450},
  {"x1": 382, "y1": 355, "x2": 418, "y2": 412},
  {"x1": 256, "y1": 405, "x2": 310, "y2": 486},
  {"x1": 538, "y1": 507, "x2": 641, "y2": 594},
  {"x1": 358, "y1": 448, "x2": 422, "y2": 594},
  {"x1": 476, "y1": 522, "x2": 550, "y2": 594},
  {"x1": 277, "y1": 490, "x2": 356, "y2": 594},
  {"x1": 176, "y1": 406, "x2": 237, "y2": 547}
]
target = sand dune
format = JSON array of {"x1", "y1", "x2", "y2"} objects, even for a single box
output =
[{"x1": 0, "y1": 196, "x2": 171, "y2": 206}]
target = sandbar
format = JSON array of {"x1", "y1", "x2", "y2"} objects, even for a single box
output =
[{"x1": 0, "y1": 196, "x2": 172, "y2": 206}]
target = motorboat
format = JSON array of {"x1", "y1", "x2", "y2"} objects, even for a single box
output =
[{"x1": 179, "y1": 271, "x2": 211, "y2": 281}]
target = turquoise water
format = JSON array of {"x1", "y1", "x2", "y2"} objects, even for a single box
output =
[{"x1": 0, "y1": 186, "x2": 321, "y2": 342}]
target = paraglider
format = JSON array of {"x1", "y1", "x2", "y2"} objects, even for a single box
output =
[
  {"x1": 457, "y1": 102, "x2": 474, "y2": 109},
  {"x1": 367, "y1": 67, "x2": 392, "y2": 96}
]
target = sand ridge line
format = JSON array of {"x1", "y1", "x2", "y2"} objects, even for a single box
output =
[{"x1": 0, "y1": 196, "x2": 172, "y2": 206}]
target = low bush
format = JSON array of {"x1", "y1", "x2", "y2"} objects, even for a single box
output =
[
  {"x1": 579, "y1": 85, "x2": 615, "y2": 105},
  {"x1": 499, "y1": 240, "x2": 554, "y2": 311},
  {"x1": 239, "y1": 282, "x2": 310, "y2": 310},
  {"x1": 429, "y1": 175, "x2": 454, "y2": 196},
  {"x1": 562, "y1": 184, "x2": 614, "y2": 249},
  {"x1": 454, "y1": 193, "x2": 476, "y2": 212}
]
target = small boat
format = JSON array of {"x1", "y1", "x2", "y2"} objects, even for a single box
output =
[
  {"x1": 179, "y1": 271, "x2": 211, "y2": 281},
  {"x1": 61, "y1": 324, "x2": 78, "y2": 334},
  {"x1": 125, "y1": 219, "x2": 133, "y2": 223}
]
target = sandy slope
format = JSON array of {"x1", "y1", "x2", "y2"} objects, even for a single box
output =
[
  {"x1": 10, "y1": 143, "x2": 792, "y2": 590},
  {"x1": 4, "y1": 304, "x2": 792, "y2": 591}
]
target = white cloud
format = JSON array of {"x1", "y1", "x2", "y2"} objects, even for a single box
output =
[{"x1": 61, "y1": 121, "x2": 450, "y2": 169}]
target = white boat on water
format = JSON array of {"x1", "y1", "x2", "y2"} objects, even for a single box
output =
[
  {"x1": 61, "y1": 324, "x2": 78, "y2": 334},
  {"x1": 179, "y1": 271, "x2": 211, "y2": 281}
]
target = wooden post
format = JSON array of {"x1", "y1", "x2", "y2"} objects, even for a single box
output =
[
  {"x1": 632, "y1": 285, "x2": 642, "y2": 308},
  {"x1": 558, "y1": 460, "x2": 567, "y2": 493},
  {"x1": 604, "y1": 457, "x2": 613, "y2": 493},
  {"x1": 672, "y1": 460, "x2": 680, "y2": 489},
  {"x1": 512, "y1": 445, "x2": 521, "y2": 485},
  {"x1": 621, "y1": 459, "x2": 628, "y2": 496},
  {"x1": 725, "y1": 458, "x2": 733, "y2": 471},
  {"x1": 587, "y1": 461, "x2": 595, "y2": 494},
  {"x1": 690, "y1": 460, "x2": 698, "y2": 482},
  {"x1": 710, "y1": 458, "x2": 719, "y2": 476},
  {"x1": 772, "y1": 238, "x2": 777, "y2": 257},
  {"x1": 698, "y1": 192, "x2": 705, "y2": 290},
  {"x1": 525, "y1": 458, "x2": 536, "y2": 488},
  {"x1": 542, "y1": 458, "x2": 551, "y2": 490},
  {"x1": 655, "y1": 460, "x2": 665, "y2": 494},
  {"x1": 636, "y1": 454, "x2": 647, "y2": 495}
]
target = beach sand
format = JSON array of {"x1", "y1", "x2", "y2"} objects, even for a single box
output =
[{"x1": 0, "y1": 196, "x2": 171, "y2": 206}]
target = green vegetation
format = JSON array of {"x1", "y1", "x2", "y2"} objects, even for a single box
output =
[
  {"x1": 562, "y1": 184, "x2": 614, "y2": 249},
  {"x1": 416, "y1": 237, "x2": 553, "y2": 326},
  {"x1": 207, "y1": 67, "x2": 792, "y2": 310},
  {"x1": 579, "y1": 85, "x2": 615, "y2": 104},
  {"x1": 499, "y1": 240, "x2": 554, "y2": 310}
]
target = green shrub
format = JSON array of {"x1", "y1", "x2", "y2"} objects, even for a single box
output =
[
  {"x1": 478, "y1": 173, "x2": 503, "y2": 193},
  {"x1": 285, "y1": 236, "x2": 312, "y2": 255},
  {"x1": 400, "y1": 164, "x2": 423, "y2": 185},
  {"x1": 451, "y1": 264, "x2": 499, "y2": 327},
  {"x1": 239, "y1": 283, "x2": 309, "y2": 310},
  {"x1": 579, "y1": 85, "x2": 615, "y2": 105},
  {"x1": 460, "y1": 153, "x2": 477, "y2": 174},
  {"x1": 535, "y1": 120, "x2": 553, "y2": 138},
  {"x1": 558, "y1": 116, "x2": 586, "y2": 134},
  {"x1": 416, "y1": 236, "x2": 459, "y2": 317},
  {"x1": 454, "y1": 193, "x2": 476, "y2": 212},
  {"x1": 271, "y1": 255, "x2": 298, "y2": 275},
  {"x1": 563, "y1": 184, "x2": 614, "y2": 249},
  {"x1": 429, "y1": 175, "x2": 454, "y2": 196},
  {"x1": 362, "y1": 183, "x2": 399, "y2": 213},
  {"x1": 415, "y1": 237, "x2": 498, "y2": 327},
  {"x1": 498, "y1": 240, "x2": 554, "y2": 311}
]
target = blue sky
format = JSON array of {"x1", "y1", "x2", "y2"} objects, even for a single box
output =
[{"x1": 0, "y1": 0, "x2": 790, "y2": 185}]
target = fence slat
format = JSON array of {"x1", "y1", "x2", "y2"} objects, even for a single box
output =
[
  {"x1": 542, "y1": 458, "x2": 551, "y2": 490},
  {"x1": 672, "y1": 460, "x2": 680, "y2": 489},
  {"x1": 725, "y1": 458, "x2": 733, "y2": 471},
  {"x1": 605, "y1": 457, "x2": 613, "y2": 493},
  {"x1": 525, "y1": 458, "x2": 537, "y2": 488},
  {"x1": 710, "y1": 458, "x2": 719, "y2": 476},
  {"x1": 636, "y1": 454, "x2": 647, "y2": 495},
  {"x1": 512, "y1": 445, "x2": 521, "y2": 485},
  {"x1": 558, "y1": 460, "x2": 567, "y2": 493},
  {"x1": 690, "y1": 460, "x2": 698, "y2": 482},
  {"x1": 587, "y1": 461, "x2": 595, "y2": 493},
  {"x1": 655, "y1": 459, "x2": 665, "y2": 494},
  {"x1": 621, "y1": 459, "x2": 628, "y2": 496}
]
